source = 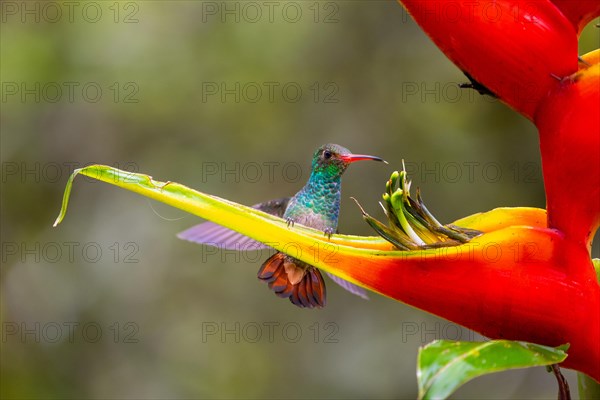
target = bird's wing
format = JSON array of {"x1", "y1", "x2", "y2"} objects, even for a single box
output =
[
  {"x1": 179, "y1": 196, "x2": 369, "y2": 301},
  {"x1": 177, "y1": 198, "x2": 290, "y2": 250},
  {"x1": 325, "y1": 272, "x2": 369, "y2": 299}
]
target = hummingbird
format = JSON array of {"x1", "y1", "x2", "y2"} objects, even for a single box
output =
[{"x1": 178, "y1": 144, "x2": 387, "y2": 308}]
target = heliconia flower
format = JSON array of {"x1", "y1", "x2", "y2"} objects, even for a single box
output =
[
  {"x1": 54, "y1": 164, "x2": 599, "y2": 381},
  {"x1": 54, "y1": 0, "x2": 599, "y2": 387},
  {"x1": 395, "y1": 0, "x2": 599, "y2": 380}
]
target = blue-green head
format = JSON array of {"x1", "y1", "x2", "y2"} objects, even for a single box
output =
[{"x1": 310, "y1": 143, "x2": 387, "y2": 180}]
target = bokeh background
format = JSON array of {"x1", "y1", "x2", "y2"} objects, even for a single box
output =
[{"x1": 2, "y1": 1, "x2": 598, "y2": 398}]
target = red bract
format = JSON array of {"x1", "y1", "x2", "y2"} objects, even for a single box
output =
[
  {"x1": 331, "y1": 226, "x2": 599, "y2": 380},
  {"x1": 400, "y1": 0, "x2": 577, "y2": 120},
  {"x1": 396, "y1": 0, "x2": 600, "y2": 381},
  {"x1": 549, "y1": 0, "x2": 600, "y2": 35},
  {"x1": 537, "y1": 59, "x2": 600, "y2": 248}
]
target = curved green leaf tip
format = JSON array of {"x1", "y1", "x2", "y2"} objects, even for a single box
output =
[
  {"x1": 53, "y1": 168, "x2": 82, "y2": 227},
  {"x1": 417, "y1": 340, "x2": 568, "y2": 400},
  {"x1": 53, "y1": 165, "x2": 162, "y2": 227}
]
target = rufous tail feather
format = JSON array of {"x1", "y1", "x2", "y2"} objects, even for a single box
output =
[{"x1": 257, "y1": 253, "x2": 326, "y2": 308}]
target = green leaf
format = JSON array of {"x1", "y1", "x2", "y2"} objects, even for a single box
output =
[
  {"x1": 578, "y1": 371, "x2": 600, "y2": 400},
  {"x1": 417, "y1": 340, "x2": 568, "y2": 400}
]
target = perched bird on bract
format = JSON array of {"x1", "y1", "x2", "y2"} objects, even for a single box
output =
[{"x1": 178, "y1": 143, "x2": 387, "y2": 308}]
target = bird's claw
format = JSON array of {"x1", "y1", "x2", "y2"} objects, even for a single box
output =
[
  {"x1": 286, "y1": 218, "x2": 295, "y2": 228},
  {"x1": 323, "y1": 228, "x2": 334, "y2": 240}
]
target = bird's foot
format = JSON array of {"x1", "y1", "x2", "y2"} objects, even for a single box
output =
[
  {"x1": 286, "y1": 218, "x2": 295, "y2": 228},
  {"x1": 323, "y1": 228, "x2": 334, "y2": 240}
]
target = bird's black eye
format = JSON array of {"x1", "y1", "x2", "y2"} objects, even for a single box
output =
[{"x1": 323, "y1": 150, "x2": 332, "y2": 159}]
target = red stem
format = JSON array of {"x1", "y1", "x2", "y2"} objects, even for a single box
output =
[{"x1": 536, "y1": 66, "x2": 600, "y2": 250}]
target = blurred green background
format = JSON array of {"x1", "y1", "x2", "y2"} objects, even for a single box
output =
[{"x1": 1, "y1": 1, "x2": 598, "y2": 398}]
